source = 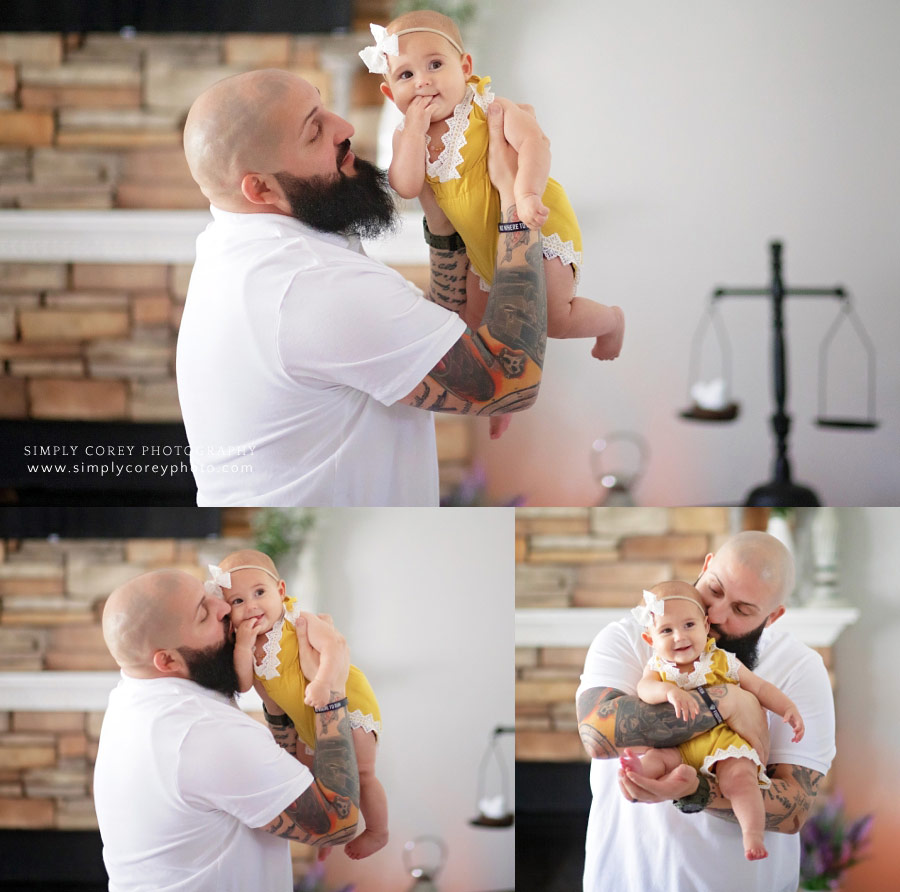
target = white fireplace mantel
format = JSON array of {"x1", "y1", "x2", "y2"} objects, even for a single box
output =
[
  {"x1": 0, "y1": 208, "x2": 428, "y2": 265},
  {"x1": 515, "y1": 606, "x2": 860, "y2": 649},
  {"x1": 0, "y1": 671, "x2": 264, "y2": 713}
]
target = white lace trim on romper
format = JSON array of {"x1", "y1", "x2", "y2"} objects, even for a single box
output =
[
  {"x1": 254, "y1": 616, "x2": 285, "y2": 680},
  {"x1": 400, "y1": 82, "x2": 582, "y2": 290}
]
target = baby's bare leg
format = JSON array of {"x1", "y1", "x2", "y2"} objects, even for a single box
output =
[
  {"x1": 620, "y1": 746, "x2": 683, "y2": 778},
  {"x1": 716, "y1": 757, "x2": 767, "y2": 860},
  {"x1": 344, "y1": 728, "x2": 389, "y2": 860},
  {"x1": 544, "y1": 258, "x2": 624, "y2": 359}
]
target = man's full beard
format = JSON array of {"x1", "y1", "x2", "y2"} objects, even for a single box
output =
[
  {"x1": 710, "y1": 618, "x2": 767, "y2": 670},
  {"x1": 178, "y1": 633, "x2": 239, "y2": 698},
  {"x1": 275, "y1": 149, "x2": 398, "y2": 239}
]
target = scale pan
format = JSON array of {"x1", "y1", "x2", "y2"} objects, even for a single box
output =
[
  {"x1": 679, "y1": 402, "x2": 740, "y2": 422},
  {"x1": 469, "y1": 814, "x2": 514, "y2": 828},
  {"x1": 815, "y1": 416, "x2": 879, "y2": 430}
]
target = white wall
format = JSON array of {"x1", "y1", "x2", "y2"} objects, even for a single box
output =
[
  {"x1": 832, "y1": 508, "x2": 900, "y2": 890},
  {"x1": 466, "y1": 0, "x2": 899, "y2": 506},
  {"x1": 304, "y1": 508, "x2": 515, "y2": 892}
]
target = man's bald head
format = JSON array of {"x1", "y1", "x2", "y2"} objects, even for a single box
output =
[
  {"x1": 713, "y1": 530, "x2": 795, "y2": 608},
  {"x1": 102, "y1": 570, "x2": 202, "y2": 676},
  {"x1": 183, "y1": 69, "x2": 305, "y2": 209}
]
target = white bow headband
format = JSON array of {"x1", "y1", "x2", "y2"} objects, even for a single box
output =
[
  {"x1": 359, "y1": 22, "x2": 464, "y2": 74},
  {"x1": 204, "y1": 563, "x2": 279, "y2": 597},
  {"x1": 631, "y1": 590, "x2": 705, "y2": 626}
]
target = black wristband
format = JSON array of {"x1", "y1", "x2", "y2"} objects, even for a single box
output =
[
  {"x1": 314, "y1": 696, "x2": 349, "y2": 714},
  {"x1": 696, "y1": 685, "x2": 724, "y2": 725},
  {"x1": 673, "y1": 772, "x2": 711, "y2": 814},
  {"x1": 423, "y1": 216, "x2": 465, "y2": 251},
  {"x1": 498, "y1": 220, "x2": 529, "y2": 232},
  {"x1": 262, "y1": 704, "x2": 293, "y2": 727}
]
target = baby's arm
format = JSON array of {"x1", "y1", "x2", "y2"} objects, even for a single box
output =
[
  {"x1": 388, "y1": 96, "x2": 433, "y2": 199},
  {"x1": 233, "y1": 616, "x2": 261, "y2": 693},
  {"x1": 494, "y1": 96, "x2": 550, "y2": 231},
  {"x1": 738, "y1": 664, "x2": 805, "y2": 742},
  {"x1": 300, "y1": 611, "x2": 345, "y2": 709},
  {"x1": 636, "y1": 664, "x2": 700, "y2": 721}
]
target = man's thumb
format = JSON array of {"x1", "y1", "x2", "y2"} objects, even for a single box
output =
[{"x1": 488, "y1": 102, "x2": 502, "y2": 127}]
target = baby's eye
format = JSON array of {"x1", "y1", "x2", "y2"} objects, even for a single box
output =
[
  {"x1": 428, "y1": 59, "x2": 442, "y2": 70},
  {"x1": 231, "y1": 597, "x2": 243, "y2": 606},
  {"x1": 398, "y1": 70, "x2": 412, "y2": 80}
]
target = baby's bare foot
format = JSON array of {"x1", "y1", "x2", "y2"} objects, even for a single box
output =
[
  {"x1": 618, "y1": 748, "x2": 644, "y2": 775},
  {"x1": 345, "y1": 828, "x2": 389, "y2": 860},
  {"x1": 744, "y1": 834, "x2": 768, "y2": 861}
]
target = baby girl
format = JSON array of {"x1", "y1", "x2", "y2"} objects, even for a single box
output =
[
  {"x1": 360, "y1": 10, "x2": 625, "y2": 361},
  {"x1": 624, "y1": 580, "x2": 804, "y2": 860},
  {"x1": 208, "y1": 549, "x2": 387, "y2": 860}
]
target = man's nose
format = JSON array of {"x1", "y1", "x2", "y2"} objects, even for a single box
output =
[
  {"x1": 706, "y1": 601, "x2": 726, "y2": 625},
  {"x1": 330, "y1": 111, "x2": 354, "y2": 144},
  {"x1": 215, "y1": 598, "x2": 231, "y2": 620}
]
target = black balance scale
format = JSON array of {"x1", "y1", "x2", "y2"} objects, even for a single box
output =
[{"x1": 680, "y1": 241, "x2": 878, "y2": 506}]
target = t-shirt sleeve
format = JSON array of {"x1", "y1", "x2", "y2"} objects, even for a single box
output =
[
  {"x1": 767, "y1": 646, "x2": 835, "y2": 776},
  {"x1": 277, "y1": 261, "x2": 466, "y2": 406},
  {"x1": 575, "y1": 620, "x2": 646, "y2": 701},
  {"x1": 177, "y1": 711, "x2": 313, "y2": 829}
]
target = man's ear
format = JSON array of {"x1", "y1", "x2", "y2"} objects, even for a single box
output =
[
  {"x1": 379, "y1": 82, "x2": 394, "y2": 102},
  {"x1": 700, "y1": 553, "x2": 714, "y2": 575},
  {"x1": 152, "y1": 648, "x2": 186, "y2": 676},
  {"x1": 764, "y1": 605, "x2": 786, "y2": 628},
  {"x1": 240, "y1": 172, "x2": 283, "y2": 208}
]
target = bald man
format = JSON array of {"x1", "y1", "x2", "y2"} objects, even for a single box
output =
[
  {"x1": 93, "y1": 570, "x2": 359, "y2": 892},
  {"x1": 176, "y1": 68, "x2": 546, "y2": 507},
  {"x1": 574, "y1": 531, "x2": 835, "y2": 892}
]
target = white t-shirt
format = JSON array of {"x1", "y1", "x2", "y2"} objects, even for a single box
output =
[
  {"x1": 93, "y1": 674, "x2": 312, "y2": 892},
  {"x1": 176, "y1": 207, "x2": 466, "y2": 507},
  {"x1": 576, "y1": 617, "x2": 836, "y2": 892}
]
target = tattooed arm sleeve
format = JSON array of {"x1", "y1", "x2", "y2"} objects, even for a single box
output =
[
  {"x1": 260, "y1": 694, "x2": 360, "y2": 846},
  {"x1": 424, "y1": 242, "x2": 470, "y2": 313},
  {"x1": 575, "y1": 686, "x2": 721, "y2": 759},
  {"x1": 399, "y1": 203, "x2": 547, "y2": 416},
  {"x1": 705, "y1": 763, "x2": 825, "y2": 833}
]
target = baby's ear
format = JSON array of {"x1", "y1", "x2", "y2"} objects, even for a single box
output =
[
  {"x1": 461, "y1": 52, "x2": 473, "y2": 78},
  {"x1": 641, "y1": 631, "x2": 653, "y2": 645},
  {"x1": 380, "y1": 82, "x2": 394, "y2": 101}
]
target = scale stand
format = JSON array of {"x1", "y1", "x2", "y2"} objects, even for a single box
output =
[{"x1": 681, "y1": 241, "x2": 878, "y2": 507}]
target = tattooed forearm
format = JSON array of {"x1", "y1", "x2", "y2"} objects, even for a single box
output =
[
  {"x1": 268, "y1": 724, "x2": 298, "y2": 758},
  {"x1": 706, "y1": 765, "x2": 824, "y2": 833},
  {"x1": 576, "y1": 686, "x2": 719, "y2": 758},
  {"x1": 426, "y1": 246, "x2": 468, "y2": 311},
  {"x1": 406, "y1": 206, "x2": 546, "y2": 416},
  {"x1": 263, "y1": 700, "x2": 360, "y2": 846}
]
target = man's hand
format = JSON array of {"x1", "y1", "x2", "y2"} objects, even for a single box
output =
[
  {"x1": 486, "y1": 104, "x2": 518, "y2": 199},
  {"x1": 714, "y1": 684, "x2": 770, "y2": 764},
  {"x1": 619, "y1": 762, "x2": 698, "y2": 804},
  {"x1": 489, "y1": 415, "x2": 512, "y2": 439}
]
